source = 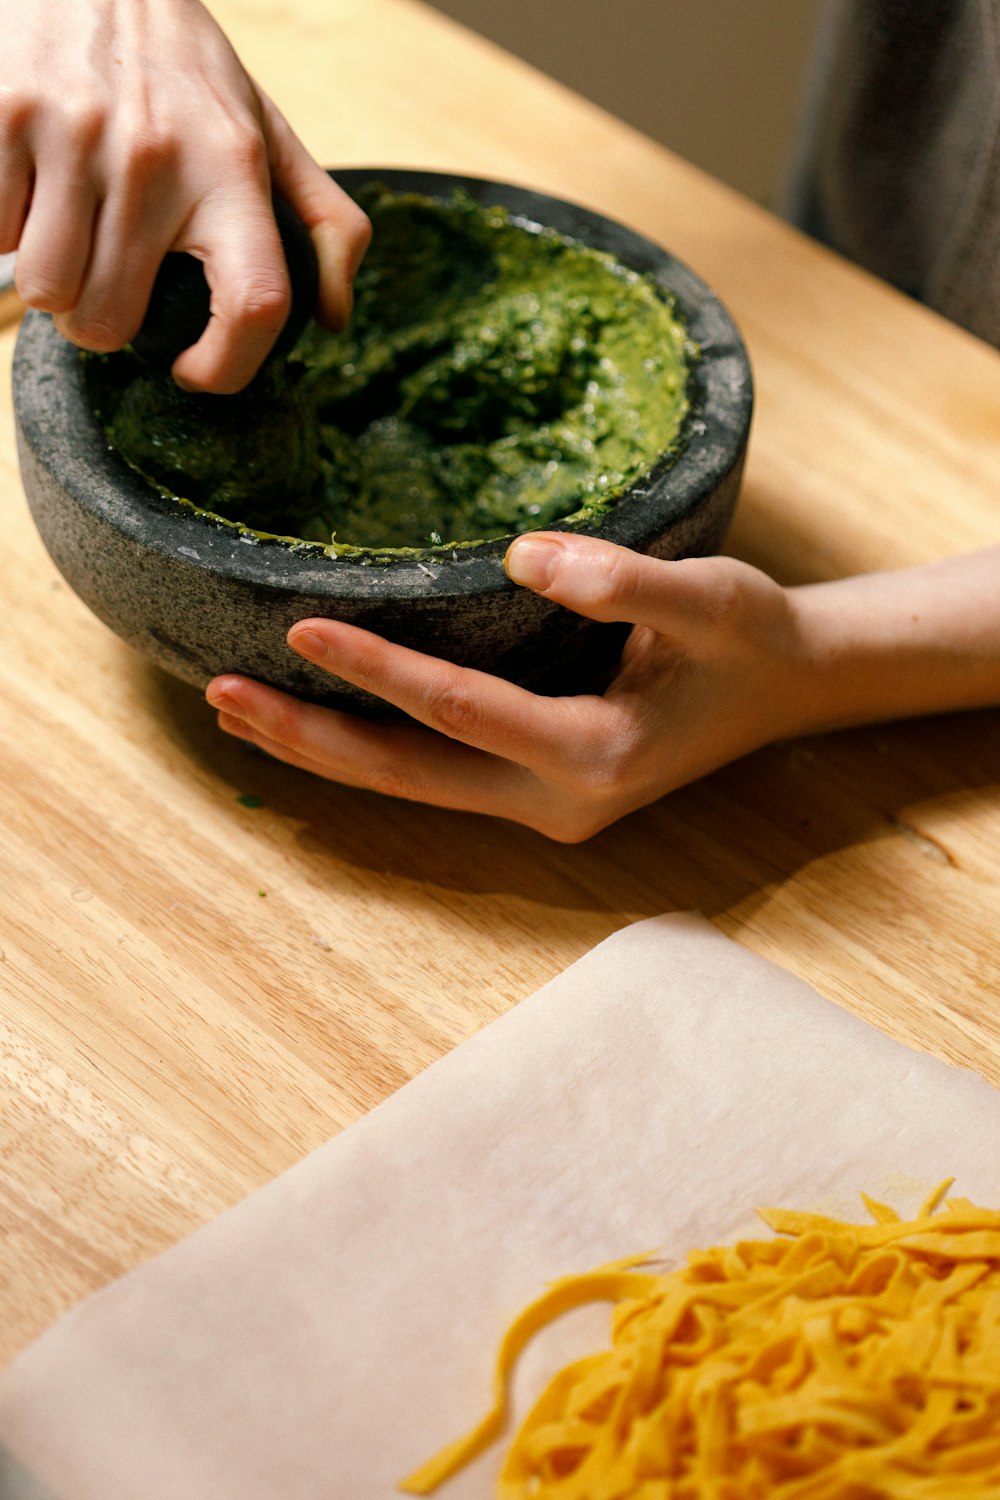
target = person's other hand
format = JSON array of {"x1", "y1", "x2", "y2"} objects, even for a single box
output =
[
  {"x1": 205, "y1": 533, "x2": 805, "y2": 841},
  {"x1": 0, "y1": 0, "x2": 370, "y2": 391}
]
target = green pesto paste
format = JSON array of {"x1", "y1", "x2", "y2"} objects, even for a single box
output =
[{"x1": 86, "y1": 185, "x2": 695, "y2": 555}]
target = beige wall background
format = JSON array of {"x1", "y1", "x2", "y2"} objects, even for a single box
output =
[{"x1": 427, "y1": 0, "x2": 827, "y2": 209}]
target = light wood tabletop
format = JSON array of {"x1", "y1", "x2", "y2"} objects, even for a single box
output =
[{"x1": 2, "y1": 0, "x2": 999, "y2": 1367}]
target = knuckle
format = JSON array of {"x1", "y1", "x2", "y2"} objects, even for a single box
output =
[
  {"x1": 0, "y1": 87, "x2": 38, "y2": 141},
  {"x1": 222, "y1": 118, "x2": 270, "y2": 178},
  {"x1": 245, "y1": 696, "x2": 309, "y2": 754},
  {"x1": 541, "y1": 778, "x2": 609, "y2": 844},
  {"x1": 58, "y1": 92, "x2": 109, "y2": 154},
  {"x1": 235, "y1": 274, "x2": 291, "y2": 327},
  {"x1": 562, "y1": 755, "x2": 621, "y2": 802},
  {"x1": 121, "y1": 127, "x2": 180, "y2": 185},
  {"x1": 211, "y1": 254, "x2": 290, "y2": 330},
  {"x1": 423, "y1": 678, "x2": 483, "y2": 740},
  {"x1": 682, "y1": 557, "x2": 747, "y2": 627},
  {"x1": 18, "y1": 275, "x2": 73, "y2": 313},
  {"x1": 552, "y1": 724, "x2": 644, "y2": 822},
  {"x1": 262, "y1": 700, "x2": 298, "y2": 742},
  {"x1": 605, "y1": 549, "x2": 641, "y2": 599},
  {"x1": 55, "y1": 311, "x2": 127, "y2": 351},
  {"x1": 583, "y1": 548, "x2": 642, "y2": 615},
  {"x1": 18, "y1": 286, "x2": 48, "y2": 312},
  {"x1": 536, "y1": 800, "x2": 613, "y2": 844},
  {"x1": 366, "y1": 761, "x2": 425, "y2": 803}
]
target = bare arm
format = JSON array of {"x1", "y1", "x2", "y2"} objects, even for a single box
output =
[
  {"x1": 0, "y1": 0, "x2": 370, "y2": 390},
  {"x1": 204, "y1": 534, "x2": 1000, "y2": 842},
  {"x1": 781, "y1": 547, "x2": 1000, "y2": 730}
]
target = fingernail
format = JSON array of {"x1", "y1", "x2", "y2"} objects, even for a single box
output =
[
  {"x1": 505, "y1": 536, "x2": 562, "y2": 591},
  {"x1": 289, "y1": 627, "x2": 328, "y2": 661},
  {"x1": 206, "y1": 682, "x2": 237, "y2": 711}
]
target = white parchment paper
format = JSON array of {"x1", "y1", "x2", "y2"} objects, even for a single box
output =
[{"x1": 1, "y1": 913, "x2": 998, "y2": 1500}]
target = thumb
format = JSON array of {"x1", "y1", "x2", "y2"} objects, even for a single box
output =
[
  {"x1": 504, "y1": 531, "x2": 668, "y2": 627},
  {"x1": 509, "y1": 525, "x2": 734, "y2": 618},
  {"x1": 509, "y1": 531, "x2": 773, "y2": 654}
]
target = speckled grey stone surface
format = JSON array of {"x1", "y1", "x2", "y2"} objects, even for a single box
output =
[{"x1": 13, "y1": 170, "x2": 753, "y2": 716}]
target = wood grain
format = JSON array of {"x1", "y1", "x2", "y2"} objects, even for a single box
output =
[{"x1": 2, "y1": 0, "x2": 999, "y2": 1364}]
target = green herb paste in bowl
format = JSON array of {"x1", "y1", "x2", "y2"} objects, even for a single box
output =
[
  {"x1": 85, "y1": 184, "x2": 694, "y2": 555},
  {"x1": 14, "y1": 169, "x2": 751, "y2": 715}
]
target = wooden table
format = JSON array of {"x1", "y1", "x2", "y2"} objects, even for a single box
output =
[{"x1": 2, "y1": 0, "x2": 1000, "y2": 1367}]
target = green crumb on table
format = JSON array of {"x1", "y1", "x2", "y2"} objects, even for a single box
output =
[
  {"x1": 257, "y1": 889, "x2": 267, "y2": 898},
  {"x1": 85, "y1": 184, "x2": 695, "y2": 556},
  {"x1": 237, "y1": 793, "x2": 264, "y2": 808}
]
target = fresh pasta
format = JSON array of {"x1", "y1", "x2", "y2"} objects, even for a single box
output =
[{"x1": 400, "y1": 1182, "x2": 1000, "y2": 1498}]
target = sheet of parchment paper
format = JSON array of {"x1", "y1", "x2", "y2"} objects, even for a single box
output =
[{"x1": 1, "y1": 912, "x2": 998, "y2": 1500}]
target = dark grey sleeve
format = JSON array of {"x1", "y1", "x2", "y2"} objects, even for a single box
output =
[{"x1": 784, "y1": 0, "x2": 1000, "y2": 347}]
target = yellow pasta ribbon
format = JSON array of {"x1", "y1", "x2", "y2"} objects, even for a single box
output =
[
  {"x1": 400, "y1": 1255, "x2": 659, "y2": 1494},
  {"x1": 400, "y1": 1183, "x2": 1000, "y2": 1498}
]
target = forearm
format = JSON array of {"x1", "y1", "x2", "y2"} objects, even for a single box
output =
[{"x1": 787, "y1": 545, "x2": 1000, "y2": 734}]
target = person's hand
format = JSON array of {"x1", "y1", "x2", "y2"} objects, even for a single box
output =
[
  {"x1": 205, "y1": 533, "x2": 1000, "y2": 840},
  {"x1": 205, "y1": 533, "x2": 808, "y2": 841},
  {"x1": 0, "y1": 0, "x2": 371, "y2": 392}
]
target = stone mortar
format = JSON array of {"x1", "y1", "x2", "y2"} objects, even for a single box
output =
[{"x1": 13, "y1": 169, "x2": 754, "y2": 716}]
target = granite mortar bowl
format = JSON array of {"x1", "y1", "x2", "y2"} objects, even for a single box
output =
[{"x1": 13, "y1": 168, "x2": 753, "y2": 717}]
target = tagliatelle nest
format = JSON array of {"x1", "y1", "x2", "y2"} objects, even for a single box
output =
[{"x1": 401, "y1": 1183, "x2": 1000, "y2": 1498}]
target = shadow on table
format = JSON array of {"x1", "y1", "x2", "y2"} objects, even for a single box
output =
[{"x1": 129, "y1": 653, "x2": 1000, "y2": 928}]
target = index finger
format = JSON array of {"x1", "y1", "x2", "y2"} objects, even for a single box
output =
[{"x1": 287, "y1": 618, "x2": 614, "y2": 777}]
